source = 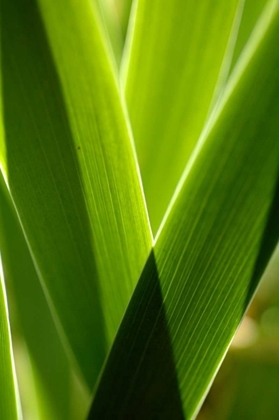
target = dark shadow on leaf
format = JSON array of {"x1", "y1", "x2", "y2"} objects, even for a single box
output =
[
  {"x1": 88, "y1": 250, "x2": 185, "y2": 420},
  {"x1": 0, "y1": 174, "x2": 71, "y2": 418},
  {"x1": 1, "y1": 0, "x2": 107, "y2": 388}
]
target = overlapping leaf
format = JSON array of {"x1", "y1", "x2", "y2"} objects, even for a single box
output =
[
  {"x1": 0, "y1": 263, "x2": 21, "y2": 419},
  {"x1": 96, "y1": 0, "x2": 124, "y2": 67},
  {"x1": 97, "y1": 0, "x2": 133, "y2": 65},
  {"x1": 123, "y1": 0, "x2": 243, "y2": 232},
  {"x1": 0, "y1": 0, "x2": 152, "y2": 389},
  {"x1": 229, "y1": 0, "x2": 269, "y2": 72},
  {"x1": 118, "y1": 0, "x2": 133, "y2": 40},
  {"x1": 88, "y1": 2, "x2": 279, "y2": 418},
  {"x1": 0, "y1": 173, "x2": 88, "y2": 420}
]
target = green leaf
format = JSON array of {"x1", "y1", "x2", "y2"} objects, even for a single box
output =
[
  {"x1": 230, "y1": 0, "x2": 269, "y2": 72},
  {"x1": 0, "y1": 0, "x2": 152, "y2": 389},
  {"x1": 0, "y1": 261, "x2": 21, "y2": 419},
  {"x1": 123, "y1": 0, "x2": 243, "y2": 232},
  {"x1": 96, "y1": 0, "x2": 134, "y2": 67},
  {"x1": 117, "y1": 0, "x2": 134, "y2": 40},
  {"x1": 0, "y1": 173, "x2": 87, "y2": 420},
  {"x1": 199, "y1": 246, "x2": 279, "y2": 419},
  {"x1": 96, "y1": 0, "x2": 124, "y2": 68},
  {"x1": 88, "y1": 2, "x2": 279, "y2": 418}
]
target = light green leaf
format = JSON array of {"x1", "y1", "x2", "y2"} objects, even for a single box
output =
[
  {"x1": 0, "y1": 261, "x2": 21, "y2": 419},
  {"x1": 96, "y1": 0, "x2": 134, "y2": 67},
  {"x1": 230, "y1": 0, "x2": 269, "y2": 72},
  {"x1": 123, "y1": 0, "x2": 243, "y2": 232},
  {"x1": 88, "y1": 2, "x2": 279, "y2": 418},
  {"x1": 0, "y1": 0, "x2": 152, "y2": 389},
  {"x1": 117, "y1": 0, "x2": 134, "y2": 39},
  {"x1": 96, "y1": 0, "x2": 124, "y2": 68}
]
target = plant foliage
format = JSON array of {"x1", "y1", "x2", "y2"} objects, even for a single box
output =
[{"x1": 0, "y1": 0, "x2": 278, "y2": 419}]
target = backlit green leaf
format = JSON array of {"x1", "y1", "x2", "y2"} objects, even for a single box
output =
[
  {"x1": 123, "y1": 0, "x2": 243, "y2": 232},
  {"x1": 229, "y1": 0, "x2": 269, "y2": 72},
  {"x1": 0, "y1": 173, "x2": 86, "y2": 420},
  {"x1": 0, "y1": 262, "x2": 21, "y2": 419},
  {"x1": 0, "y1": 0, "x2": 152, "y2": 389},
  {"x1": 88, "y1": 2, "x2": 279, "y2": 418}
]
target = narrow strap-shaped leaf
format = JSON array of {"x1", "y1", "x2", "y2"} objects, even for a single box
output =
[
  {"x1": 97, "y1": 0, "x2": 134, "y2": 66},
  {"x1": 0, "y1": 262, "x2": 21, "y2": 419},
  {"x1": 0, "y1": 173, "x2": 84, "y2": 420},
  {"x1": 229, "y1": 0, "x2": 269, "y2": 72},
  {"x1": 118, "y1": 0, "x2": 134, "y2": 40},
  {"x1": 0, "y1": 0, "x2": 152, "y2": 388},
  {"x1": 96, "y1": 0, "x2": 124, "y2": 68},
  {"x1": 88, "y1": 2, "x2": 279, "y2": 418},
  {"x1": 123, "y1": 0, "x2": 242, "y2": 232}
]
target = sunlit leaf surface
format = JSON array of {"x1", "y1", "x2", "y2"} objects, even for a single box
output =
[
  {"x1": 0, "y1": 263, "x2": 21, "y2": 419},
  {"x1": 123, "y1": 0, "x2": 242, "y2": 232},
  {"x1": 88, "y1": 3, "x2": 279, "y2": 418},
  {"x1": 229, "y1": 0, "x2": 269, "y2": 72},
  {"x1": 0, "y1": 173, "x2": 87, "y2": 420},
  {"x1": 0, "y1": 0, "x2": 152, "y2": 389}
]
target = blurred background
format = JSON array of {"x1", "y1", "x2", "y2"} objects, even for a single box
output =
[{"x1": 197, "y1": 245, "x2": 279, "y2": 420}]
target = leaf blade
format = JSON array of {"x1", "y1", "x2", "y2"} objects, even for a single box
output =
[
  {"x1": 0, "y1": 172, "x2": 85, "y2": 420},
  {"x1": 229, "y1": 0, "x2": 269, "y2": 72},
  {"x1": 123, "y1": 0, "x2": 242, "y2": 232},
  {"x1": 0, "y1": 262, "x2": 21, "y2": 419},
  {"x1": 88, "y1": 2, "x2": 279, "y2": 417},
  {"x1": 0, "y1": 0, "x2": 152, "y2": 388}
]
